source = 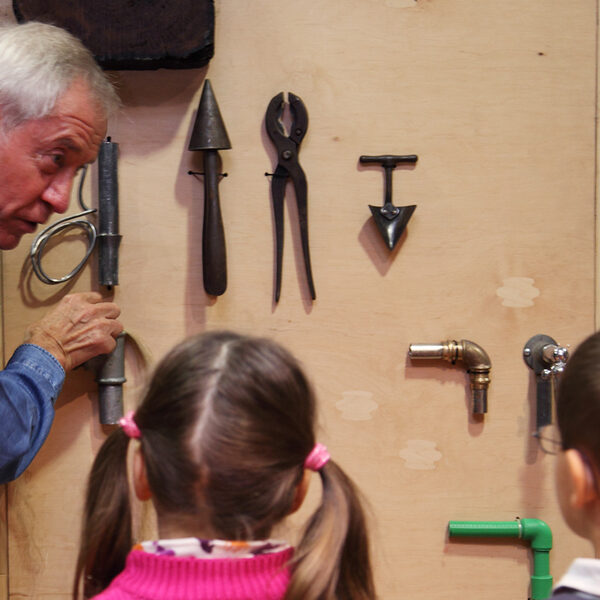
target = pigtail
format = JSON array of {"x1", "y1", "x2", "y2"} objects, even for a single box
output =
[
  {"x1": 72, "y1": 429, "x2": 133, "y2": 599},
  {"x1": 287, "y1": 460, "x2": 376, "y2": 600}
]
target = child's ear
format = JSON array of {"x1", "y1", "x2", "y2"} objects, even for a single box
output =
[
  {"x1": 133, "y1": 447, "x2": 152, "y2": 501},
  {"x1": 565, "y1": 449, "x2": 597, "y2": 507},
  {"x1": 289, "y1": 470, "x2": 311, "y2": 515}
]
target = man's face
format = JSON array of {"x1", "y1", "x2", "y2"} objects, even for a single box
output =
[{"x1": 0, "y1": 79, "x2": 107, "y2": 249}]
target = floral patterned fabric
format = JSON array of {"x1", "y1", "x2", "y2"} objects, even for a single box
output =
[{"x1": 135, "y1": 537, "x2": 291, "y2": 559}]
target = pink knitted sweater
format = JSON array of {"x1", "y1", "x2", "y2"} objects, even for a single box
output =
[{"x1": 92, "y1": 547, "x2": 294, "y2": 599}]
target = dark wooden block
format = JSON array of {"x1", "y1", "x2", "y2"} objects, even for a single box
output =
[{"x1": 13, "y1": 0, "x2": 214, "y2": 70}]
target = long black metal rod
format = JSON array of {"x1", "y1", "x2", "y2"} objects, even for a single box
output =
[{"x1": 97, "y1": 137, "x2": 121, "y2": 288}]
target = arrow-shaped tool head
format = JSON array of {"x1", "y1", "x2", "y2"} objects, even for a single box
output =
[{"x1": 369, "y1": 204, "x2": 416, "y2": 250}]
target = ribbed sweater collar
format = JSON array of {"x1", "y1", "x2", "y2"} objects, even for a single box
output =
[{"x1": 96, "y1": 547, "x2": 294, "y2": 600}]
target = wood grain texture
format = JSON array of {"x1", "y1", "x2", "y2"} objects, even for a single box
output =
[{"x1": 0, "y1": 1, "x2": 597, "y2": 598}]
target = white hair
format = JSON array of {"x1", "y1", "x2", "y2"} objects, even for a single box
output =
[{"x1": 0, "y1": 21, "x2": 119, "y2": 131}]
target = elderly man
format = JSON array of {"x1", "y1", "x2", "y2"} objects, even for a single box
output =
[{"x1": 0, "y1": 22, "x2": 123, "y2": 482}]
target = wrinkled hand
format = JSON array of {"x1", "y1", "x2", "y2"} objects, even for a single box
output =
[{"x1": 24, "y1": 292, "x2": 123, "y2": 371}]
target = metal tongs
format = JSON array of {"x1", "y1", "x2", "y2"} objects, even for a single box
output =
[{"x1": 265, "y1": 92, "x2": 315, "y2": 302}]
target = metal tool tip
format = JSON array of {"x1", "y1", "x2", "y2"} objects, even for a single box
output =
[{"x1": 188, "y1": 79, "x2": 232, "y2": 151}]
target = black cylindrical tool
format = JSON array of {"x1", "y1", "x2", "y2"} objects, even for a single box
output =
[
  {"x1": 96, "y1": 332, "x2": 127, "y2": 425},
  {"x1": 97, "y1": 137, "x2": 121, "y2": 287}
]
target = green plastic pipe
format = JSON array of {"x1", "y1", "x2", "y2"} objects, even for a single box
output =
[{"x1": 448, "y1": 519, "x2": 552, "y2": 600}]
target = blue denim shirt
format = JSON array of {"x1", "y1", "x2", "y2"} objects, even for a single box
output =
[{"x1": 0, "y1": 343, "x2": 64, "y2": 483}]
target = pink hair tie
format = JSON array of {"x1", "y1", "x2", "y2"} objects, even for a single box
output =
[
  {"x1": 119, "y1": 410, "x2": 141, "y2": 439},
  {"x1": 304, "y1": 443, "x2": 330, "y2": 471}
]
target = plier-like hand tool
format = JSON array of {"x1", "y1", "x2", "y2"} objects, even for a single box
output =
[{"x1": 265, "y1": 92, "x2": 316, "y2": 302}]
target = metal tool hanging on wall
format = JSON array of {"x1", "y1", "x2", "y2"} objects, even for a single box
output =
[
  {"x1": 30, "y1": 137, "x2": 125, "y2": 425},
  {"x1": 360, "y1": 154, "x2": 417, "y2": 250},
  {"x1": 97, "y1": 138, "x2": 121, "y2": 286},
  {"x1": 265, "y1": 91, "x2": 315, "y2": 302},
  {"x1": 523, "y1": 334, "x2": 569, "y2": 447},
  {"x1": 95, "y1": 331, "x2": 127, "y2": 425},
  {"x1": 188, "y1": 79, "x2": 231, "y2": 296},
  {"x1": 30, "y1": 136, "x2": 122, "y2": 287},
  {"x1": 408, "y1": 339, "x2": 491, "y2": 414}
]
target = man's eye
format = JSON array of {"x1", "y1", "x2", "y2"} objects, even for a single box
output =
[{"x1": 39, "y1": 153, "x2": 64, "y2": 173}]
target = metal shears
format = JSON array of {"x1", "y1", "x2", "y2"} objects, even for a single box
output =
[{"x1": 265, "y1": 92, "x2": 316, "y2": 302}]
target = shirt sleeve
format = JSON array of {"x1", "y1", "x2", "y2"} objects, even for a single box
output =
[{"x1": 0, "y1": 343, "x2": 65, "y2": 483}]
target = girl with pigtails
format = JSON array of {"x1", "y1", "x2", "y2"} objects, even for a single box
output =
[{"x1": 73, "y1": 331, "x2": 376, "y2": 600}]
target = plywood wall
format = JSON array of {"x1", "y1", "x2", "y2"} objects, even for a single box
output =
[{"x1": 0, "y1": 1, "x2": 597, "y2": 598}]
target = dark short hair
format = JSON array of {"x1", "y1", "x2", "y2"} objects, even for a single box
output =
[{"x1": 557, "y1": 330, "x2": 600, "y2": 462}]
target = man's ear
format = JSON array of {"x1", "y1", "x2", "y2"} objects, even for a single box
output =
[
  {"x1": 565, "y1": 449, "x2": 597, "y2": 507},
  {"x1": 133, "y1": 447, "x2": 152, "y2": 501},
  {"x1": 289, "y1": 469, "x2": 311, "y2": 515}
]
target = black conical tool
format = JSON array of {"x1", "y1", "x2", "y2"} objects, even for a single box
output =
[
  {"x1": 360, "y1": 154, "x2": 417, "y2": 250},
  {"x1": 189, "y1": 79, "x2": 232, "y2": 296}
]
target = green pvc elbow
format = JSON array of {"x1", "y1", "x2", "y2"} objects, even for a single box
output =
[
  {"x1": 520, "y1": 518, "x2": 552, "y2": 551},
  {"x1": 448, "y1": 519, "x2": 552, "y2": 600}
]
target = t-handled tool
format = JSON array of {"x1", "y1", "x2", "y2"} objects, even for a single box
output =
[
  {"x1": 265, "y1": 92, "x2": 315, "y2": 302},
  {"x1": 360, "y1": 154, "x2": 417, "y2": 250}
]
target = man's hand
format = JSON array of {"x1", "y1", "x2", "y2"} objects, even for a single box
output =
[{"x1": 24, "y1": 292, "x2": 123, "y2": 371}]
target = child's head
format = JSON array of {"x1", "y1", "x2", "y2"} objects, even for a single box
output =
[
  {"x1": 133, "y1": 330, "x2": 317, "y2": 539},
  {"x1": 555, "y1": 330, "x2": 600, "y2": 549},
  {"x1": 75, "y1": 331, "x2": 375, "y2": 599}
]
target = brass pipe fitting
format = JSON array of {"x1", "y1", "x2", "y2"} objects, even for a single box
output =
[{"x1": 408, "y1": 339, "x2": 491, "y2": 414}]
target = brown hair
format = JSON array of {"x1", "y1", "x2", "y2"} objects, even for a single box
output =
[
  {"x1": 557, "y1": 330, "x2": 600, "y2": 464},
  {"x1": 73, "y1": 331, "x2": 376, "y2": 599}
]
